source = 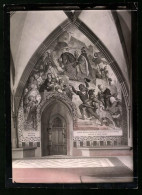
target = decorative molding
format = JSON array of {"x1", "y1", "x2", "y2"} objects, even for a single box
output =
[
  {"x1": 17, "y1": 91, "x2": 78, "y2": 145},
  {"x1": 73, "y1": 136, "x2": 122, "y2": 147},
  {"x1": 73, "y1": 136, "x2": 122, "y2": 142},
  {"x1": 64, "y1": 10, "x2": 82, "y2": 23},
  {"x1": 38, "y1": 91, "x2": 78, "y2": 124}
]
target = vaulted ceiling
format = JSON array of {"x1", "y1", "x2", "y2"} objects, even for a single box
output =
[{"x1": 10, "y1": 10, "x2": 131, "y2": 93}]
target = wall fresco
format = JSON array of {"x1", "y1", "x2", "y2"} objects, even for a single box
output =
[{"x1": 18, "y1": 24, "x2": 126, "y2": 146}]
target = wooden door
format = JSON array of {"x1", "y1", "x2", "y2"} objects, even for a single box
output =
[{"x1": 48, "y1": 117, "x2": 67, "y2": 155}]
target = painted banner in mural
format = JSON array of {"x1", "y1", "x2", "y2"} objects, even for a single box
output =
[{"x1": 73, "y1": 130, "x2": 123, "y2": 137}]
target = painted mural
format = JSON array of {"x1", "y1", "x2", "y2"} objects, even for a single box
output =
[{"x1": 20, "y1": 25, "x2": 123, "y2": 135}]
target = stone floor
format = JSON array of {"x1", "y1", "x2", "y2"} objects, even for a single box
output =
[
  {"x1": 12, "y1": 156, "x2": 133, "y2": 183},
  {"x1": 13, "y1": 158, "x2": 114, "y2": 168},
  {"x1": 13, "y1": 155, "x2": 133, "y2": 170}
]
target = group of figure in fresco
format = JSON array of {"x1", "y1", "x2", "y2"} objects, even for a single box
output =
[
  {"x1": 70, "y1": 79, "x2": 122, "y2": 127},
  {"x1": 23, "y1": 50, "x2": 74, "y2": 128},
  {"x1": 23, "y1": 46, "x2": 122, "y2": 129},
  {"x1": 58, "y1": 47, "x2": 111, "y2": 85}
]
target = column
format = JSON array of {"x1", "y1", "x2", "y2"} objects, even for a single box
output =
[
  {"x1": 128, "y1": 106, "x2": 133, "y2": 147},
  {"x1": 11, "y1": 111, "x2": 18, "y2": 148}
]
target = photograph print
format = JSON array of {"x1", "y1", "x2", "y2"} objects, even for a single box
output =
[{"x1": 9, "y1": 9, "x2": 135, "y2": 185}]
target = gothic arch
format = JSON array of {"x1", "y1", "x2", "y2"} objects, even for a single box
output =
[
  {"x1": 49, "y1": 114, "x2": 67, "y2": 128},
  {"x1": 12, "y1": 12, "x2": 133, "y2": 151},
  {"x1": 14, "y1": 18, "x2": 130, "y2": 116},
  {"x1": 40, "y1": 93, "x2": 75, "y2": 156},
  {"x1": 38, "y1": 92, "x2": 78, "y2": 125}
]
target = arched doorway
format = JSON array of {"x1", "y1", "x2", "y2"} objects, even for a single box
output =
[{"x1": 41, "y1": 99, "x2": 74, "y2": 156}]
